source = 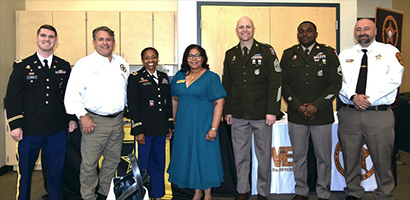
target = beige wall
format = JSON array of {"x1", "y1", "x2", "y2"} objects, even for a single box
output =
[
  {"x1": 393, "y1": 0, "x2": 410, "y2": 93},
  {"x1": 0, "y1": 0, "x2": 25, "y2": 167}
]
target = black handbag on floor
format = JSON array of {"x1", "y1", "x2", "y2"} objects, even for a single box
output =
[{"x1": 113, "y1": 154, "x2": 148, "y2": 200}]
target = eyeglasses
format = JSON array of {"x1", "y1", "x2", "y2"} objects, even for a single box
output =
[{"x1": 187, "y1": 54, "x2": 202, "y2": 60}]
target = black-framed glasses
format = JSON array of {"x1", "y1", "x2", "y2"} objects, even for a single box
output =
[{"x1": 187, "y1": 54, "x2": 202, "y2": 60}]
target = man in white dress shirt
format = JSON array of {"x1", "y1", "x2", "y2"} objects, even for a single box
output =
[
  {"x1": 338, "y1": 18, "x2": 404, "y2": 200},
  {"x1": 64, "y1": 26, "x2": 130, "y2": 200}
]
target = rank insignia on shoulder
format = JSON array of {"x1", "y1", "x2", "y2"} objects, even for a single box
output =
[
  {"x1": 131, "y1": 71, "x2": 138, "y2": 76},
  {"x1": 376, "y1": 54, "x2": 382, "y2": 60},
  {"x1": 396, "y1": 52, "x2": 404, "y2": 66},
  {"x1": 15, "y1": 59, "x2": 22, "y2": 64},
  {"x1": 162, "y1": 78, "x2": 169, "y2": 84},
  {"x1": 25, "y1": 65, "x2": 31, "y2": 69}
]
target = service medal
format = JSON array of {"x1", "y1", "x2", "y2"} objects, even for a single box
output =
[
  {"x1": 317, "y1": 70, "x2": 323, "y2": 77},
  {"x1": 254, "y1": 69, "x2": 260, "y2": 75}
]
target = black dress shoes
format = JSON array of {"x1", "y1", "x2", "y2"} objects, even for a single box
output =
[
  {"x1": 343, "y1": 196, "x2": 362, "y2": 200},
  {"x1": 96, "y1": 193, "x2": 107, "y2": 200},
  {"x1": 234, "y1": 193, "x2": 250, "y2": 200},
  {"x1": 292, "y1": 194, "x2": 308, "y2": 200},
  {"x1": 258, "y1": 194, "x2": 267, "y2": 200}
]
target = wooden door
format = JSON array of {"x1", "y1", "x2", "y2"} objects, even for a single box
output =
[
  {"x1": 201, "y1": 6, "x2": 270, "y2": 76},
  {"x1": 270, "y1": 6, "x2": 337, "y2": 59}
]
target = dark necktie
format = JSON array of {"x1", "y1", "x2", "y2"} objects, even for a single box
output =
[
  {"x1": 355, "y1": 49, "x2": 368, "y2": 94},
  {"x1": 43, "y1": 59, "x2": 49, "y2": 69},
  {"x1": 243, "y1": 46, "x2": 248, "y2": 58},
  {"x1": 305, "y1": 48, "x2": 309, "y2": 55},
  {"x1": 152, "y1": 74, "x2": 158, "y2": 84}
]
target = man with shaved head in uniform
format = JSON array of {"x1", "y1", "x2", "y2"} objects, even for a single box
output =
[{"x1": 222, "y1": 16, "x2": 282, "y2": 200}]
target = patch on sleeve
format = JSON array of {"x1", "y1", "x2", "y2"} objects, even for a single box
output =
[
  {"x1": 270, "y1": 47, "x2": 276, "y2": 56},
  {"x1": 334, "y1": 50, "x2": 339, "y2": 57},
  {"x1": 337, "y1": 65, "x2": 342, "y2": 75},
  {"x1": 396, "y1": 52, "x2": 404, "y2": 66},
  {"x1": 274, "y1": 59, "x2": 281, "y2": 72},
  {"x1": 324, "y1": 94, "x2": 334, "y2": 100},
  {"x1": 277, "y1": 86, "x2": 282, "y2": 102},
  {"x1": 287, "y1": 96, "x2": 293, "y2": 102}
]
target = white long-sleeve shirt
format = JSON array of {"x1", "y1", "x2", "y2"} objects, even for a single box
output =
[
  {"x1": 338, "y1": 41, "x2": 404, "y2": 106},
  {"x1": 64, "y1": 51, "x2": 130, "y2": 118}
]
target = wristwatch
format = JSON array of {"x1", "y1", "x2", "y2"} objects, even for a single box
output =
[{"x1": 211, "y1": 127, "x2": 217, "y2": 131}]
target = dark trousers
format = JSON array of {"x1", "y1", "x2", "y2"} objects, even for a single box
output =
[
  {"x1": 137, "y1": 135, "x2": 166, "y2": 198},
  {"x1": 16, "y1": 130, "x2": 68, "y2": 200}
]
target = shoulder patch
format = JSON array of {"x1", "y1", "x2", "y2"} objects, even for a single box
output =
[
  {"x1": 131, "y1": 71, "x2": 138, "y2": 76},
  {"x1": 396, "y1": 52, "x2": 404, "y2": 66},
  {"x1": 270, "y1": 47, "x2": 276, "y2": 56},
  {"x1": 15, "y1": 59, "x2": 22, "y2": 64}
]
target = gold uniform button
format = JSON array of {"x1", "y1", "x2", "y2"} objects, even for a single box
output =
[
  {"x1": 159, "y1": 108, "x2": 162, "y2": 111},
  {"x1": 46, "y1": 78, "x2": 49, "y2": 82},
  {"x1": 157, "y1": 88, "x2": 161, "y2": 91},
  {"x1": 46, "y1": 93, "x2": 49, "y2": 97},
  {"x1": 158, "y1": 102, "x2": 162, "y2": 105},
  {"x1": 46, "y1": 86, "x2": 50, "y2": 89},
  {"x1": 45, "y1": 101, "x2": 49, "y2": 104},
  {"x1": 158, "y1": 95, "x2": 161, "y2": 98}
]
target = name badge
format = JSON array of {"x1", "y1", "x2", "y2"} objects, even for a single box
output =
[{"x1": 27, "y1": 75, "x2": 38, "y2": 80}]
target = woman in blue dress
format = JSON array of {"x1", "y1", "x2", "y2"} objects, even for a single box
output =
[{"x1": 167, "y1": 44, "x2": 226, "y2": 200}]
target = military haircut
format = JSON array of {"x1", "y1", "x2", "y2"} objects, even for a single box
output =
[
  {"x1": 37, "y1": 24, "x2": 57, "y2": 37},
  {"x1": 298, "y1": 21, "x2": 317, "y2": 32}
]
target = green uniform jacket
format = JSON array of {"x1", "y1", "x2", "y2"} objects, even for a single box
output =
[
  {"x1": 222, "y1": 40, "x2": 282, "y2": 120},
  {"x1": 281, "y1": 43, "x2": 342, "y2": 125}
]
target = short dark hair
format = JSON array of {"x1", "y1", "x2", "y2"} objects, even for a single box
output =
[
  {"x1": 181, "y1": 44, "x2": 209, "y2": 74},
  {"x1": 37, "y1": 24, "x2": 57, "y2": 37},
  {"x1": 92, "y1": 26, "x2": 115, "y2": 40},
  {"x1": 298, "y1": 21, "x2": 317, "y2": 32},
  {"x1": 141, "y1": 47, "x2": 159, "y2": 60}
]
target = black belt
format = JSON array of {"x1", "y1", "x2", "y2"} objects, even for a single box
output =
[
  {"x1": 86, "y1": 109, "x2": 123, "y2": 118},
  {"x1": 342, "y1": 104, "x2": 391, "y2": 111}
]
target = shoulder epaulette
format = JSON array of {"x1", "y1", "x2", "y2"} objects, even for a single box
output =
[
  {"x1": 259, "y1": 43, "x2": 272, "y2": 48},
  {"x1": 228, "y1": 45, "x2": 239, "y2": 51}
]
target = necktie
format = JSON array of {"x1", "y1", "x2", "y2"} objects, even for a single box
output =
[
  {"x1": 355, "y1": 49, "x2": 368, "y2": 94},
  {"x1": 305, "y1": 48, "x2": 309, "y2": 55},
  {"x1": 243, "y1": 46, "x2": 248, "y2": 58},
  {"x1": 152, "y1": 74, "x2": 158, "y2": 84},
  {"x1": 43, "y1": 59, "x2": 49, "y2": 68}
]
